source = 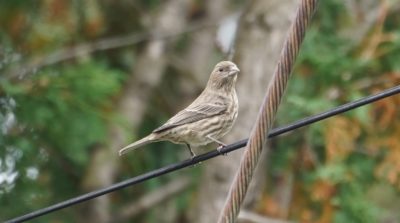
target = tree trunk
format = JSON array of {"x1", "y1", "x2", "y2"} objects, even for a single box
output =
[
  {"x1": 80, "y1": 1, "x2": 191, "y2": 222},
  {"x1": 193, "y1": 1, "x2": 297, "y2": 222}
]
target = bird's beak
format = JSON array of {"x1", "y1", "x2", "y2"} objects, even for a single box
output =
[{"x1": 229, "y1": 65, "x2": 240, "y2": 76}]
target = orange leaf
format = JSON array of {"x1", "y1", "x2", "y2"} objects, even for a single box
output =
[{"x1": 324, "y1": 117, "x2": 360, "y2": 162}]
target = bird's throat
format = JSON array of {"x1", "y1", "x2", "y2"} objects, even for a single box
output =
[{"x1": 207, "y1": 75, "x2": 237, "y2": 92}]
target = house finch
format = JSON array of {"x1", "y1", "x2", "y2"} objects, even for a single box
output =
[{"x1": 119, "y1": 61, "x2": 240, "y2": 158}]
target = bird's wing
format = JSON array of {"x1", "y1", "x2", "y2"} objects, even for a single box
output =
[{"x1": 153, "y1": 103, "x2": 227, "y2": 133}]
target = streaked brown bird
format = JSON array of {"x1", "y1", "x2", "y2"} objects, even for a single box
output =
[{"x1": 119, "y1": 61, "x2": 240, "y2": 158}]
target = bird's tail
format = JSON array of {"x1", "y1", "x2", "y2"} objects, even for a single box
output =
[{"x1": 119, "y1": 134, "x2": 158, "y2": 156}]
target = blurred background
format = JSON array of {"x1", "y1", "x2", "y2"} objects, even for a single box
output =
[{"x1": 1, "y1": 0, "x2": 400, "y2": 222}]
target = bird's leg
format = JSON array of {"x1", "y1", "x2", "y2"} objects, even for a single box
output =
[
  {"x1": 206, "y1": 135, "x2": 227, "y2": 156},
  {"x1": 206, "y1": 135, "x2": 227, "y2": 146},
  {"x1": 185, "y1": 143, "x2": 196, "y2": 159}
]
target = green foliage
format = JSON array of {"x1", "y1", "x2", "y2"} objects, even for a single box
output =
[
  {"x1": 335, "y1": 182, "x2": 381, "y2": 223},
  {"x1": 273, "y1": 0, "x2": 400, "y2": 222},
  {"x1": 8, "y1": 61, "x2": 122, "y2": 163},
  {"x1": 1, "y1": 0, "x2": 400, "y2": 222},
  {"x1": 0, "y1": 60, "x2": 123, "y2": 220}
]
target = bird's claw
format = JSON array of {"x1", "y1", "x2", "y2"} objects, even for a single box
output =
[{"x1": 217, "y1": 145, "x2": 227, "y2": 156}]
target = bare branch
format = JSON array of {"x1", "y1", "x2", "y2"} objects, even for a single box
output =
[{"x1": 7, "y1": 21, "x2": 217, "y2": 81}]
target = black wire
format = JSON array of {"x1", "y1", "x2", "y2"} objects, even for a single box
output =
[{"x1": 6, "y1": 85, "x2": 400, "y2": 223}]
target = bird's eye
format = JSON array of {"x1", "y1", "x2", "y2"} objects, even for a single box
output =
[{"x1": 218, "y1": 68, "x2": 223, "y2": 72}]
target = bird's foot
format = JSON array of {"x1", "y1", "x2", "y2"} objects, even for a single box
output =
[{"x1": 217, "y1": 144, "x2": 228, "y2": 156}]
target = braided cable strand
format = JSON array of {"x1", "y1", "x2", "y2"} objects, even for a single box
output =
[{"x1": 217, "y1": 0, "x2": 318, "y2": 222}]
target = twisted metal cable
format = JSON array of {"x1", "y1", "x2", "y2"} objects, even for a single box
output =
[{"x1": 217, "y1": 0, "x2": 318, "y2": 222}]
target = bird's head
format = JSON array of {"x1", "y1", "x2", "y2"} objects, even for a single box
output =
[{"x1": 207, "y1": 61, "x2": 240, "y2": 91}]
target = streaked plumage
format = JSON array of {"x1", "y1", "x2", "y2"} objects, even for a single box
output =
[{"x1": 119, "y1": 61, "x2": 240, "y2": 158}]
